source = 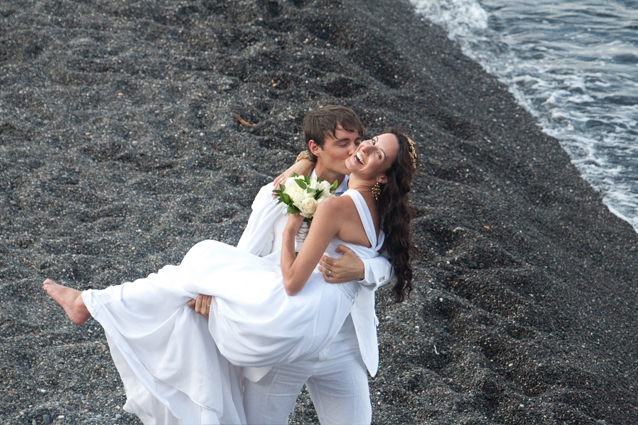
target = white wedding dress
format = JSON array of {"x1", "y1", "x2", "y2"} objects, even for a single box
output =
[{"x1": 82, "y1": 190, "x2": 384, "y2": 424}]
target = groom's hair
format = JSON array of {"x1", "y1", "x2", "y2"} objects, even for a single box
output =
[{"x1": 303, "y1": 105, "x2": 364, "y2": 162}]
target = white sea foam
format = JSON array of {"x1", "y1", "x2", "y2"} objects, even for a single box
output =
[
  {"x1": 411, "y1": 0, "x2": 638, "y2": 232},
  {"x1": 412, "y1": 0, "x2": 489, "y2": 36}
]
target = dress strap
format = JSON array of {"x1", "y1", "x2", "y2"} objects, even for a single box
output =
[{"x1": 342, "y1": 189, "x2": 384, "y2": 250}]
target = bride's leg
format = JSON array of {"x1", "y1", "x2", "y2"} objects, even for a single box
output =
[{"x1": 42, "y1": 279, "x2": 91, "y2": 325}]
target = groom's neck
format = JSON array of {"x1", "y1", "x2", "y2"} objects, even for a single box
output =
[{"x1": 315, "y1": 162, "x2": 345, "y2": 187}]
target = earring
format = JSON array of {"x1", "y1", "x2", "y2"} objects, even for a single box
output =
[{"x1": 371, "y1": 182, "x2": 381, "y2": 201}]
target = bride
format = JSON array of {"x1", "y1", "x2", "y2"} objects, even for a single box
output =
[{"x1": 43, "y1": 128, "x2": 418, "y2": 424}]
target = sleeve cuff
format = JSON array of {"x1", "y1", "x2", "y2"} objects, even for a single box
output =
[{"x1": 358, "y1": 260, "x2": 378, "y2": 291}]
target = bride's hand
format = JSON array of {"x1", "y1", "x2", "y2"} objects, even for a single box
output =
[
  {"x1": 284, "y1": 213, "x2": 306, "y2": 236},
  {"x1": 187, "y1": 294, "x2": 213, "y2": 317}
]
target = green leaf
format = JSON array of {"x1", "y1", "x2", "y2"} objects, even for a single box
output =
[
  {"x1": 295, "y1": 178, "x2": 307, "y2": 189},
  {"x1": 330, "y1": 180, "x2": 338, "y2": 192}
]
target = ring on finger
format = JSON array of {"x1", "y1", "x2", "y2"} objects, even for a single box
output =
[{"x1": 327, "y1": 270, "x2": 332, "y2": 277}]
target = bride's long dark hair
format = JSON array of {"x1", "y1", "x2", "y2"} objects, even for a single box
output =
[{"x1": 378, "y1": 126, "x2": 418, "y2": 303}]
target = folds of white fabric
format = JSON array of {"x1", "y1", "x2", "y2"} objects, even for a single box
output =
[
  {"x1": 80, "y1": 189, "x2": 381, "y2": 425},
  {"x1": 83, "y1": 265, "x2": 246, "y2": 424},
  {"x1": 82, "y1": 240, "x2": 358, "y2": 424}
]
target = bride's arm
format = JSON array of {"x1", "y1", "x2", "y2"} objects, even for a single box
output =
[
  {"x1": 281, "y1": 197, "x2": 342, "y2": 295},
  {"x1": 272, "y1": 158, "x2": 315, "y2": 189}
]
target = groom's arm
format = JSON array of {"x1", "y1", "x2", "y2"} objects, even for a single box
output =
[
  {"x1": 359, "y1": 253, "x2": 395, "y2": 291},
  {"x1": 272, "y1": 154, "x2": 315, "y2": 189},
  {"x1": 237, "y1": 155, "x2": 315, "y2": 255}
]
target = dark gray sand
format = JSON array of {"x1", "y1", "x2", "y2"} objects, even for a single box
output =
[{"x1": 1, "y1": 0, "x2": 637, "y2": 424}]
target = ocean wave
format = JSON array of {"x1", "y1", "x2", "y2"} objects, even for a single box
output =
[{"x1": 411, "y1": 0, "x2": 638, "y2": 231}]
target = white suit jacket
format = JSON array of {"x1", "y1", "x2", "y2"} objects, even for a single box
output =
[{"x1": 237, "y1": 174, "x2": 394, "y2": 379}]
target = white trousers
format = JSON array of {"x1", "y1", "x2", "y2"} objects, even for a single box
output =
[{"x1": 243, "y1": 315, "x2": 372, "y2": 425}]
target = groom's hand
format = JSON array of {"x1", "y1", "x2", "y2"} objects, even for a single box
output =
[
  {"x1": 319, "y1": 245, "x2": 365, "y2": 283},
  {"x1": 187, "y1": 294, "x2": 212, "y2": 317}
]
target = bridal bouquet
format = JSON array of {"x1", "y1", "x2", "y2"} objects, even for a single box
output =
[{"x1": 273, "y1": 173, "x2": 338, "y2": 222}]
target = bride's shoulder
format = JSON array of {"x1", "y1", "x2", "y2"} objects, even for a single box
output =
[
  {"x1": 318, "y1": 192, "x2": 353, "y2": 207},
  {"x1": 320, "y1": 194, "x2": 355, "y2": 208},
  {"x1": 314, "y1": 195, "x2": 356, "y2": 219}
]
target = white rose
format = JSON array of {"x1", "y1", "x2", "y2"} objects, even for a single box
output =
[
  {"x1": 317, "y1": 184, "x2": 333, "y2": 202},
  {"x1": 283, "y1": 179, "x2": 305, "y2": 204},
  {"x1": 308, "y1": 178, "x2": 321, "y2": 190},
  {"x1": 289, "y1": 187, "x2": 306, "y2": 205},
  {"x1": 318, "y1": 180, "x2": 332, "y2": 193},
  {"x1": 298, "y1": 197, "x2": 318, "y2": 218},
  {"x1": 283, "y1": 177, "x2": 299, "y2": 191},
  {"x1": 316, "y1": 181, "x2": 333, "y2": 200},
  {"x1": 303, "y1": 188, "x2": 317, "y2": 199}
]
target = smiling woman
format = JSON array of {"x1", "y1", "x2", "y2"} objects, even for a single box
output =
[
  {"x1": 346, "y1": 128, "x2": 418, "y2": 302},
  {"x1": 280, "y1": 131, "x2": 403, "y2": 295},
  {"x1": 371, "y1": 128, "x2": 419, "y2": 303},
  {"x1": 347, "y1": 133, "x2": 399, "y2": 179},
  {"x1": 42, "y1": 127, "x2": 419, "y2": 424}
]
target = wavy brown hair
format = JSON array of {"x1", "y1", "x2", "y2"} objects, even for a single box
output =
[{"x1": 378, "y1": 126, "x2": 418, "y2": 303}]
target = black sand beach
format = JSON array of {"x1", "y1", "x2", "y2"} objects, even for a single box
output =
[{"x1": 1, "y1": 0, "x2": 637, "y2": 423}]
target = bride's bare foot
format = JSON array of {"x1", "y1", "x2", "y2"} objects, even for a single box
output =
[{"x1": 42, "y1": 279, "x2": 91, "y2": 325}]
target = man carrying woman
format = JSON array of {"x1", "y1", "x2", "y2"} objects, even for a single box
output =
[
  {"x1": 225, "y1": 105, "x2": 394, "y2": 424},
  {"x1": 43, "y1": 105, "x2": 418, "y2": 424}
]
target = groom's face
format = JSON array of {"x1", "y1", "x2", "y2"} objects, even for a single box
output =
[{"x1": 315, "y1": 125, "x2": 362, "y2": 175}]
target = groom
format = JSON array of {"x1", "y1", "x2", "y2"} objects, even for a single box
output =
[{"x1": 194, "y1": 105, "x2": 393, "y2": 424}]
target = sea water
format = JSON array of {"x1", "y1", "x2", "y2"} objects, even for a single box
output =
[{"x1": 411, "y1": 0, "x2": 638, "y2": 230}]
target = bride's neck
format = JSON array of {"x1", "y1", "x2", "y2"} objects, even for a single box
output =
[{"x1": 345, "y1": 175, "x2": 375, "y2": 194}]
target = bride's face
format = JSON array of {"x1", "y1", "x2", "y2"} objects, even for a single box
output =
[{"x1": 346, "y1": 133, "x2": 399, "y2": 180}]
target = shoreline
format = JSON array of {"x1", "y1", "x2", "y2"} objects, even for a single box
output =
[{"x1": 1, "y1": 0, "x2": 637, "y2": 423}]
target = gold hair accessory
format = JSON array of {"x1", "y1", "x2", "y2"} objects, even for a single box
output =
[
  {"x1": 295, "y1": 150, "x2": 312, "y2": 163},
  {"x1": 407, "y1": 137, "x2": 418, "y2": 169},
  {"x1": 371, "y1": 182, "x2": 381, "y2": 201}
]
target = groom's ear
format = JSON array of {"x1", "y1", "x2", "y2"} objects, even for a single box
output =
[{"x1": 308, "y1": 140, "x2": 322, "y2": 157}]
